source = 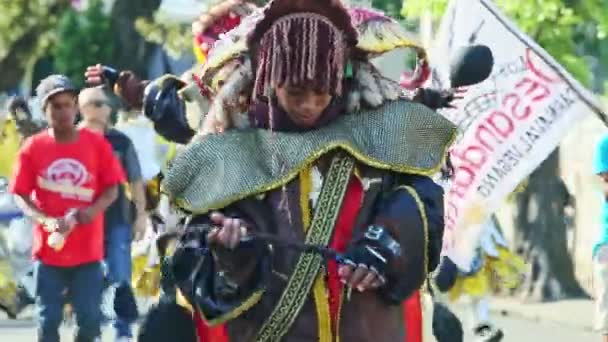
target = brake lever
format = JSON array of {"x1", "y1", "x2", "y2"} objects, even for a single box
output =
[
  {"x1": 250, "y1": 232, "x2": 347, "y2": 265},
  {"x1": 179, "y1": 221, "x2": 348, "y2": 264}
]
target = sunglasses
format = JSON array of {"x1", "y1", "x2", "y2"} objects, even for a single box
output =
[{"x1": 85, "y1": 99, "x2": 110, "y2": 108}]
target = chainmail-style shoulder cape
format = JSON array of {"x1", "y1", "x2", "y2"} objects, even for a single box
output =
[{"x1": 163, "y1": 100, "x2": 456, "y2": 214}]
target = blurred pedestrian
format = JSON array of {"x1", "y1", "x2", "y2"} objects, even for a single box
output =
[
  {"x1": 593, "y1": 134, "x2": 608, "y2": 342},
  {"x1": 79, "y1": 87, "x2": 146, "y2": 341},
  {"x1": 9, "y1": 75, "x2": 124, "y2": 342}
]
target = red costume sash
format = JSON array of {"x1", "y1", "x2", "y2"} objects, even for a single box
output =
[{"x1": 193, "y1": 176, "x2": 423, "y2": 342}]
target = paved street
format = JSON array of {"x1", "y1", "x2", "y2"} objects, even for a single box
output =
[
  {"x1": 462, "y1": 314, "x2": 597, "y2": 341},
  {"x1": 0, "y1": 309, "x2": 599, "y2": 341}
]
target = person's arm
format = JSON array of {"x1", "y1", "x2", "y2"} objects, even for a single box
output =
[
  {"x1": 91, "y1": 186, "x2": 119, "y2": 214},
  {"x1": 77, "y1": 185, "x2": 119, "y2": 225},
  {"x1": 10, "y1": 140, "x2": 73, "y2": 232},
  {"x1": 171, "y1": 200, "x2": 271, "y2": 326},
  {"x1": 9, "y1": 140, "x2": 41, "y2": 221},
  {"x1": 14, "y1": 194, "x2": 74, "y2": 234},
  {"x1": 123, "y1": 138, "x2": 147, "y2": 238},
  {"x1": 14, "y1": 195, "x2": 49, "y2": 224},
  {"x1": 131, "y1": 181, "x2": 146, "y2": 216},
  {"x1": 123, "y1": 140, "x2": 146, "y2": 215},
  {"x1": 78, "y1": 134, "x2": 125, "y2": 224},
  {"x1": 84, "y1": 64, "x2": 148, "y2": 111},
  {"x1": 361, "y1": 175, "x2": 445, "y2": 304}
]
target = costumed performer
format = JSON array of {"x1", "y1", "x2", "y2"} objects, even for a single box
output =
[
  {"x1": 434, "y1": 215, "x2": 525, "y2": 342},
  {"x1": 87, "y1": 1, "x2": 458, "y2": 341}
]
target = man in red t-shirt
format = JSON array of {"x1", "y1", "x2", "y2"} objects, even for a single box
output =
[{"x1": 10, "y1": 75, "x2": 125, "y2": 342}]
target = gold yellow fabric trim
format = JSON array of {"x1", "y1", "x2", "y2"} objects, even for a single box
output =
[
  {"x1": 196, "y1": 288, "x2": 266, "y2": 326},
  {"x1": 171, "y1": 132, "x2": 456, "y2": 215},
  {"x1": 313, "y1": 274, "x2": 333, "y2": 342},
  {"x1": 300, "y1": 167, "x2": 333, "y2": 342},
  {"x1": 164, "y1": 100, "x2": 457, "y2": 215},
  {"x1": 397, "y1": 185, "x2": 429, "y2": 280},
  {"x1": 353, "y1": 166, "x2": 362, "y2": 182},
  {"x1": 357, "y1": 34, "x2": 424, "y2": 55},
  {"x1": 176, "y1": 289, "x2": 194, "y2": 313},
  {"x1": 335, "y1": 288, "x2": 346, "y2": 342}
]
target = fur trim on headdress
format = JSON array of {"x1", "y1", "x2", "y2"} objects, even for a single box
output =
[
  {"x1": 248, "y1": 0, "x2": 357, "y2": 99},
  {"x1": 347, "y1": 60, "x2": 401, "y2": 112},
  {"x1": 200, "y1": 58, "x2": 253, "y2": 136}
]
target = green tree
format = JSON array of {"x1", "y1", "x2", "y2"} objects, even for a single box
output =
[
  {"x1": 372, "y1": 0, "x2": 402, "y2": 17},
  {"x1": 135, "y1": 15, "x2": 192, "y2": 59},
  {"x1": 0, "y1": 0, "x2": 71, "y2": 91},
  {"x1": 401, "y1": 0, "x2": 608, "y2": 87},
  {"x1": 54, "y1": 0, "x2": 114, "y2": 87},
  {"x1": 0, "y1": 0, "x2": 160, "y2": 92},
  {"x1": 110, "y1": 0, "x2": 161, "y2": 78},
  {"x1": 402, "y1": 0, "x2": 608, "y2": 301}
]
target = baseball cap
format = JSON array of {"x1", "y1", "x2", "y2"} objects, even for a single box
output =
[{"x1": 36, "y1": 74, "x2": 78, "y2": 108}]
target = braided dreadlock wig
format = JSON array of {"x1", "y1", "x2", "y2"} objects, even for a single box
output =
[{"x1": 248, "y1": 0, "x2": 357, "y2": 100}]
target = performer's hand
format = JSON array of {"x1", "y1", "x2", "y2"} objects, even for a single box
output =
[
  {"x1": 84, "y1": 64, "x2": 119, "y2": 87},
  {"x1": 207, "y1": 212, "x2": 249, "y2": 249},
  {"x1": 339, "y1": 226, "x2": 400, "y2": 292},
  {"x1": 445, "y1": 87, "x2": 468, "y2": 109},
  {"x1": 85, "y1": 64, "x2": 105, "y2": 86},
  {"x1": 338, "y1": 263, "x2": 385, "y2": 292}
]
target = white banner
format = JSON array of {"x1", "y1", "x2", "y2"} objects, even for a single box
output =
[{"x1": 431, "y1": 0, "x2": 606, "y2": 269}]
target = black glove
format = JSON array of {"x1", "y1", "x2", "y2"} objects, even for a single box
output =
[
  {"x1": 414, "y1": 88, "x2": 455, "y2": 110},
  {"x1": 432, "y1": 302, "x2": 464, "y2": 342},
  {"x1": 143, "y1": 76, "x2": 195, "y2": 144},
  {"x1": 101, "y1": 66, "x2": 120, "y2": 88},
  {"x1": 434, "y1": 256, "x2": 459, "y2": 293},
  {"x1": 344, "y1": 225, "x2": 401, "y2": 281}
]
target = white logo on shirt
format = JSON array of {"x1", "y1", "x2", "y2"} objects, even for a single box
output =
[{"x1": 38, "y1": 158, "x2": 93, "y2": 201}]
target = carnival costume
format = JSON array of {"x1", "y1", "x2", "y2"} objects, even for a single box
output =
[
  {"x1": 434, "y1": 217, "x2": 525, "y2": 341},
  {"x1": 129, "y1": 0, "x2": 260, "y2": 302},
  {"x1": 100, "y1": 1, "x2": 460, "y2": 341}
]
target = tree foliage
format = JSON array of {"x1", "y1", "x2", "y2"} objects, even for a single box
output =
[
  {"x1": 135, "y1": 15, "x2": 192, "y2": 59},
  {"x1": 0, "y1": 0, "x2": 71, "y2": 91},
  {"x1": 53, "y1": 0, "x2": 115, "y2": 87},
  {"x1": 401, "y1": 0, "x2": 608, "y2": 301},
  {"x1": 0, "y1": 0, "x2": 160, "y2": 92},
  {"x1": 400, "y1": 0, "x2": 608, "y2": 89},
  {"x1": 372, "y1": 0, "x2": 403, "y2": 18},
  {"x1": 109, "y1": 0, "x2": 162, "y2": 78}
]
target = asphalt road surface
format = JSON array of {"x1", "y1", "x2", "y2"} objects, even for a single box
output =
[{"x1": 0, "y1": 312, "x2": 598, "y2": 342}]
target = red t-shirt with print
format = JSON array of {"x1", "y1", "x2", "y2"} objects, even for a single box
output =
[{"x1": 10, "y1": 128, "x2": 125, "y2": 267}]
